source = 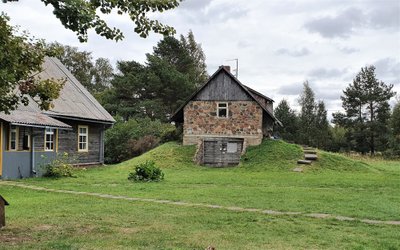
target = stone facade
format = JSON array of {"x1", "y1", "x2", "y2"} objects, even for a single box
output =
[{"x1": 183, "y1": 101, "x2": 263, "y2": 146}]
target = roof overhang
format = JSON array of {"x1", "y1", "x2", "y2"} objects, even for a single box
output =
[
  {"x1": 46, "y1": 114, "x2": 115, "y2": 126},
  {"x1": 0, "y1": 110, "x2": 72, "y2": 130}
]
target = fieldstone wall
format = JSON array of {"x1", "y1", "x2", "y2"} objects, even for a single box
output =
[{"x1": 183, "y1": 101, "x2": 263, "y2": 146}]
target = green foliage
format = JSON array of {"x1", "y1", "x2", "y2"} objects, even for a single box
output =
[
  {"x1": 100, "y1": 32, "x2": 207, "y2": 121},
  {"x1": 42, "y1": 152, "x2": 75, "y2": 178},
  {"x1": 296, "y1": 82, "x2": 331, "y2": 148},
  {"x1": 128, "y1": 160, "x2": 164, "y2": 182},
  {"x1": 298, "y1": 81, "x2": 316, "y2": 145},
  {"x1": 0, "y1": 14, "x2": 63, "y2": 113},
  {"x1": 46, "y1": 42, "x2": 114, "y2": 94},
  {"x1": 339, "y1": 66, "x2": 395, "y2": 155},
  {"x1": 105, "y1": 118, "x2": 177, "y2": 163},
  {"x1": 273, "y1": 99, "x2": 299, "y2": 142},
  {"x1": 328, "y1": 125, "x2": 348, "y2": 152},
  {"x1": 385, "y1": 102, "x2": 400, "y2": 158},
  {"x1": 4, "y1": 0, "x2": 181, "y2": 42}
]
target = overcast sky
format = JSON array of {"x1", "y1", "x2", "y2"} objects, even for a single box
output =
[{"x1": 2, "y1": 0, "x2": 400, "y2": 119}]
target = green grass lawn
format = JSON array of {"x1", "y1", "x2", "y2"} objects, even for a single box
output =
[{"x1": 1, "y1": 140, "x2": 399, "y2": 249}]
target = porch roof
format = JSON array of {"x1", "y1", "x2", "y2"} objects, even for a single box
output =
[{"x1": 0, "y1": 110, "x2": 72, "y2": 129}]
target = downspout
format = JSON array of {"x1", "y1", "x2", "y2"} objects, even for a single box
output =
[
  {"x1": 31, "y1": 128, "x2": 36, "y2": 176},
  {"x1": 99, "y1": 126, "x2": 105, "y2": 164}
]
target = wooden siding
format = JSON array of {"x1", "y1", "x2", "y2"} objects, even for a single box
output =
[
  {"x1": 2, "y1": 121, "x2": 104, "y2": 164},
  {"x1": 58, "y1": 119, "x2": 103, "y2": 164},
  {"x1": 194, "y1": 72, "x2": 252, "y2": 101},
  {"x1": 203, "y1": 138, "x2": 243, "y2": 166}
]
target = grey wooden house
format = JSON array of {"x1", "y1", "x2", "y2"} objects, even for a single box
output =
[
  {"x1": 0, "y1": 57, "x2": 115, "y2": 179},
  {"x1": 171, "y1": 66, "x2": 281, "y2": 166}
]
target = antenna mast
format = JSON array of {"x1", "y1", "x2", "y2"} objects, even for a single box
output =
[{"x1": 227, "y1": 58, "x2": 239, "y2": 78}]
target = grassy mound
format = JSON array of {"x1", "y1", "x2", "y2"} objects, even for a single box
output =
[
  {"x1": 241, "y1": 139, "x2": 303, "y2": 170},
  {"x1": 119, "y1": 140, "x2": 370, "y2": 172},
  {"x1": 119, "y1": 142, "x2": 196, "y2": 169},
  {"x1": 312, "y1": 151, "x2": 371, "y2": 172}
]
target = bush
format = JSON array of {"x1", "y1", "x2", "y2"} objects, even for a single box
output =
[
  {"x1": 128, "y1": 160, "x2": 164, "y2": 182},
  {"x1": 42, "y1": 152, "x2": 75, "y2": 178},
  {"x1": 105, "y1": 117, "x2": 178, "y2": 163}
]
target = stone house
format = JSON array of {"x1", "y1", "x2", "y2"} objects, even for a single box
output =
[
  {"x1": 0, "y1": 57, "x2": 115, "y2": 179},
  {"x1": 171, "y1": 66, "x2": 281, "y2": 166}
]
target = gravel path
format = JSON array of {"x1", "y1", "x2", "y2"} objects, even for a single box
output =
[{"x1": 1, "y1": 181, "x2": 399, "y2": 226}]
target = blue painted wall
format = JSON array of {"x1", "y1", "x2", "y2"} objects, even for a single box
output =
[{"x1": 1, "y1": 152, "x2": 56, "y2": 179}]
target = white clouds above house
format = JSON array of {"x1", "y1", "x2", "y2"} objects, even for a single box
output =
[{"x1": 2, "y1": 0, "x2": 399, "y2": 119}]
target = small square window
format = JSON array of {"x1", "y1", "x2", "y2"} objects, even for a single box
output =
[{"x1": 217, "y1": 102, "x2": 228, "y2": 118}]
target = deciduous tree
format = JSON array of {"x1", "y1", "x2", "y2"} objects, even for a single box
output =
[
  {"x1": 273, "y1": 99, "x2": 299, "y2": 142},
  {"x1": 298, "y1": 81, "x2": 317, "y2": 146},
  {"x1": 3, "y1": 0, "x2": 181, "y2": 42},
  {"x1": 0, "y1": 14, "x2": 63, "y2": 113}
]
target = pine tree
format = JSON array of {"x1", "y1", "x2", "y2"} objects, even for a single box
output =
[
  {"x1": 341, "y1": 66, "x2": 395, "y2": 155},
  {"x1": 314, "y1": 101, "x2": 332, "y2": 148},
  {"x1": 388, "y1": 101, "x2": 400, "y2": 156}
]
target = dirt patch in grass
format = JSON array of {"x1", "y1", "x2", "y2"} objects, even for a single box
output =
[{"x1": 0, "y1": 226, "x2": 34, "y2": 245}]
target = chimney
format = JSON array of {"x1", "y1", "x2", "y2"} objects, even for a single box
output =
[{"x1": 219, "y1": 65, "x2": 231, "y2": 73}]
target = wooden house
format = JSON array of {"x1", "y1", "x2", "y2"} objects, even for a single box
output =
[
  {"x1": 171, "y1": 66, "x2": 281, "y2": 166},
  {"x1": 0, "y1": 57, "x2": 115, "y2": 179}
]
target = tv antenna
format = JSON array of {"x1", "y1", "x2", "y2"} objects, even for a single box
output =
[{"x1": 226, "y1": 58, "x2": 239, "y2": 78}]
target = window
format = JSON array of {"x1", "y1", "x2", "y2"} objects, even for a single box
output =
[
  {"x1": 9, "y1": 125, "x2": 18, "y2": 151},
  {"x1": 227, "y1": 142, "x2": 238, "y2": 153},
  {"x1": 78, "y1": 125, "x2": 88, "y2": 152},
  {"x1": 45, "y1": 128, "x2": 55, "y2": 151},
  {"x1": 217, "y1": 102, "x2": 228, "y2": 118},
  {"x1": 23, "y1": 134, "x2": 31, "y2": 150}
]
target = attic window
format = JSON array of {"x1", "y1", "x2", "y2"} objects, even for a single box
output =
[{"x1": 217, "y1": 102, "x2": 228, "y2": 118}]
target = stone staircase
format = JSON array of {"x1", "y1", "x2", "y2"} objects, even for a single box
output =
[{"x1": 293, "y1": 146, "x2": 318, "y2": 172}]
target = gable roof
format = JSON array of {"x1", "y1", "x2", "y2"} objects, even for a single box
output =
[
  {"x1": 0, "y1": 195, "x2": 9, "y2": 205},
  {"x1": 0, "y1": 57, "x2": 114, "y2": 128},
  {"x1": 170, "y1": 66, "x2": 279, "y2": 124},
  {"x1": 40, "y1": 57, "x2": 115, "y2": 124}
]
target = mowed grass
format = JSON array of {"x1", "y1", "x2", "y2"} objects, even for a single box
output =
[
  {"x1": 1, "y1": 186, "x2": 399, "y2": 250},
  {"x1": 1, "y1": 140, "x2": 400, "y2": 249}
]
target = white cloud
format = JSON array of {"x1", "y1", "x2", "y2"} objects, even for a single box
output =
[{"x1": 1, "y1": 0, "x2": 399, "y2": 116}]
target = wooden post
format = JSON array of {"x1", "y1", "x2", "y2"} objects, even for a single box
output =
[{"x1": 0, "y1": 195, "x2": 9, "y2": 228}]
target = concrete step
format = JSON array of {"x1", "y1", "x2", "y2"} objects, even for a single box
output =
[
  {"x1": 305, "y1": 154, "x2": 318, "y2": 160},
  {"x1": 303, "y1": 150, "x2": 317, "y2": 154},
  {"x1": 297, "y1": 159, "x2": 312, "y2": 165}
]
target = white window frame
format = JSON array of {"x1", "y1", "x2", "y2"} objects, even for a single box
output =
[
  {"x1": 44, "y1": 128, "x2": 55, "y2": 151},
  {"x1": 78, "y1": 125, "x2": 89, "y2": 152},
  {"x1": 217, "y1": 102, "x2": 229, "y2": 118},
  {"x1": 9, "y1": 125, "x2": 18, "y2": 151}
]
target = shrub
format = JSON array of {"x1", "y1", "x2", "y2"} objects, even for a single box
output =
[
  {"x1": 42, "y1": 152, "x2": 75, "y2": 178},
  {"x1": 128, "y1": 160, "x2": 164, "y2": 182},
  {"x1": 105, "y1": 117, "x2": 178, "y2": 163}
]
